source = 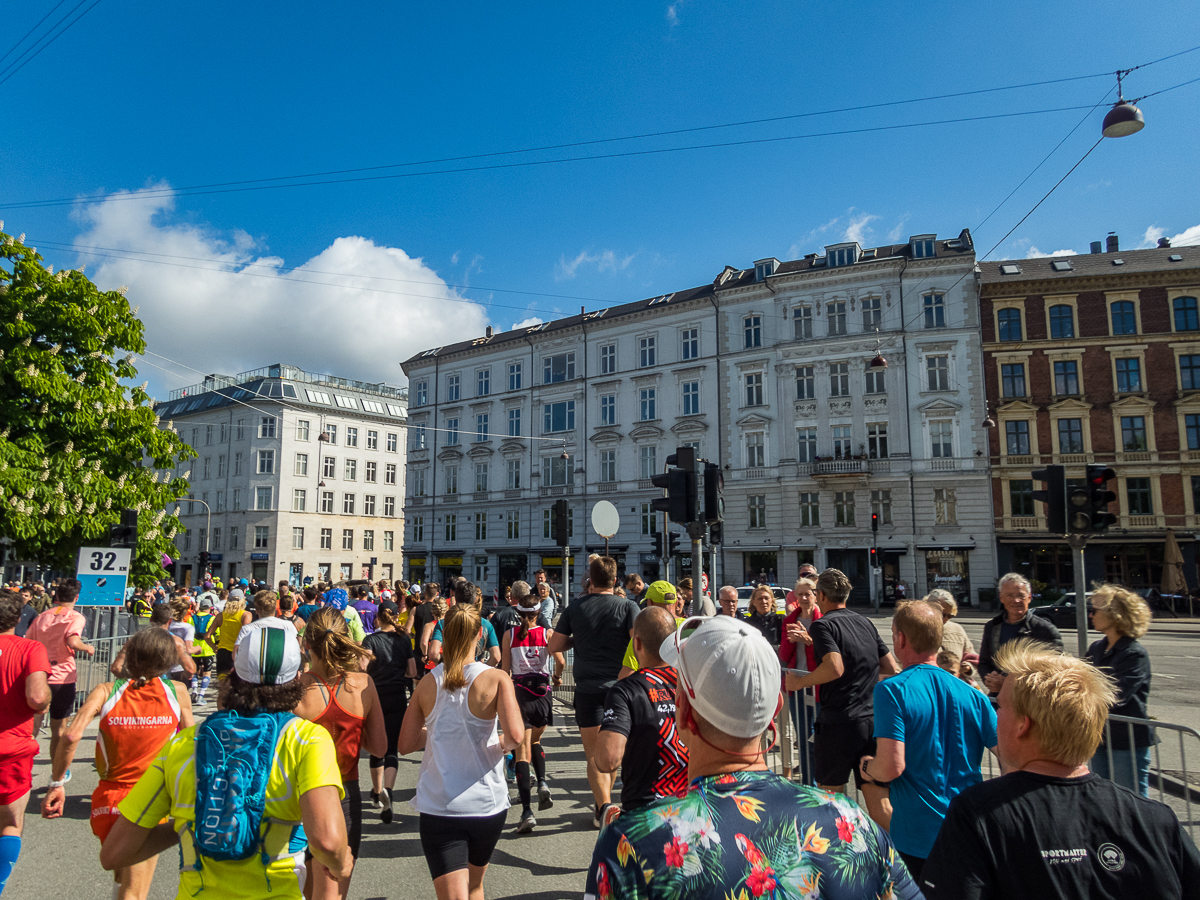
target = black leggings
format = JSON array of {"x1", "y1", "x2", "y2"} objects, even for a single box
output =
[
  {"x1": 418, "y1": 811, "x2": 507, "y2": 879},
  {"x1": 370, "y1": 699, "x2": 407, "y2": 770}
]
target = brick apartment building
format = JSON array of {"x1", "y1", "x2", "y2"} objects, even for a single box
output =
[{"x1": 981, "y1": 236, "x2": 1200, "y2": 593}]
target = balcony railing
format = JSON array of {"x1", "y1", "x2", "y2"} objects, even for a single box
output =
[
  {"x1": 745, "y1": 467, "x2": 767, "y2": 479},
  {"x1": 539, "y1": 485, "x2": 574, "y2": 497},
  {"x1": 596, "y1": 483, "x2": 618, "y2": 493},
  {"x1": 504, "y1": 489, "x2": 521, "y2": 499},
  {"x1": 1008, "y1": 517, "x2": 1039, "y2": 529},
  {"x1": 637, "y1": 478, "x2": 654, "y2": 490},
  {"x1": 930, "y1": 459, "x2": 956, "y2": 471},
  {"x1": 814, "y1": 459, "x2": 868, "y2": 475}
]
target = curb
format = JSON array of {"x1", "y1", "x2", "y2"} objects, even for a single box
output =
[{"x1": 1153, "y1": 770, "x2": 1200, "y2": 805}]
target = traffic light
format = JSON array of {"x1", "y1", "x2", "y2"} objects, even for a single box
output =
[
  {"x1": 651, "y1": 446, "x2": 698, "y2": 524},
  {"x1": 651, "y1": 531, "x2": 664, "y2": 557},
  {"x1": 668, "y1": 532, "x2": 681, "y2": 556},
  {"x1": 552, "y1": 498, "x2": 569, "y2": 547},
  {"x1": 1085, "y1": 465, "x2": 1118, "y2": 533},
  {"x1": 198, "y1": 550, "x2": 210, "y2": 571},
  {"x1": 709, "y1": 522, "x2": 722, "y2": 545},
  {"x1": 871, "y1": 512, "x2": 879, "y2": 533},
  {"x1": 108, "y1": 508, "x2": 138, "y2": 548},
  {"x1": 703, "y1": 462, "x2": 724, "y2": 523},
  {"x1": 1031, "y1": 465, "x2": 1067, "y2": 534},
  {"x1": 869, "y1": 547, "x2": 878, "y2": 567}
]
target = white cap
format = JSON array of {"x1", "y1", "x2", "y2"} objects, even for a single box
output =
[
  {"x1": 659, "y1": 615, "x2": 781, "y2": 739},
  {"x1": 234, "y1": 619, "x2": 302, "y2": 685}
]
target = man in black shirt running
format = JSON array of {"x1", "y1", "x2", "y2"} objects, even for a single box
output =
[
  {"x1": 923, "y1": 639, "x2": 1200, "y2": 899},
  {"x1": 594, "y1": 606, "x2": 688, "y2": 817}
]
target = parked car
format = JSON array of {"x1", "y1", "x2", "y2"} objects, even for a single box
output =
[
  {"x1": 736, "y1": 584, "x2": 789, "y2": 615},
  {"x1": 1032, "y1": 591, "x2": 1095, "y2": 629}
]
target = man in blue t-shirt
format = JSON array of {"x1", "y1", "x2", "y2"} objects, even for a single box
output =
[{"x1": 859, "y1": 599, "x2": 997, "y2": 883}]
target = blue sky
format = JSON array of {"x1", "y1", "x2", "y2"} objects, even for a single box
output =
[{"x1": 2, "y1": 0, "x2": 1198, "y2": 396}]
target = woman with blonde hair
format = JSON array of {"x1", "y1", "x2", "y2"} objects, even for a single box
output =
[
  {"x1": 295, "y1": 607, "x2": 387, "y2": 900},
  {"x1": 928, "y1": 589, "x2": 976, "y2": 662},
  {"x1": 400, "y1": 603, "x2": 523, "y2": 900},
  {"x1": 1085, "y1": 584, "x2": 1157, "y2": 795},
  {"x1": 209, "y1": 594, "x2": 251, "y2": 680}
]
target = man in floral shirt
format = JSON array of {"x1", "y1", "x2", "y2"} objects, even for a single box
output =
[{"x1": 585, "y1": 615, "x2": 920, "y2": 900}]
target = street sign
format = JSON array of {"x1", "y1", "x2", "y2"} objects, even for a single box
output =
[
  {"x1": 75, "y1": 546, "x2": 131, "y2": 606},
  {"x1": 591, "y1": 500, "x2": 621, "y2": 555}
]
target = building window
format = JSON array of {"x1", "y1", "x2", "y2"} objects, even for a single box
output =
[
  {"x1": 1111, "y1": 301, "x2": 1137, "y2": 335},
  {"x1": 681, "y1": 328, "x2": 698, "y2": 361},
  {"x1": 212, "y1": 527, "x2": 221, "y2": 551},
  {"x1": 443, "y1": 418, "x2": 458, "y2": 445},
  {"x1": 366, "y1": 430, "x2": 378, "y2": 451},
  {"x1": 636, "y1": 337, "x2": 656, "y2": 370},
  {"x1": 744, "y1": 316, "x2": 762, "y2": 349},
  {"x1": 1058, "y1": 418, "x2": 1084, "y2": 454},
  {"x1": 344, "y1": 459, "x2": 357, "y2": 481},
  {"x1": 385, "y1": 463, "x2": 396, "y2": 485},
  {"x1": 474, "y1": 511, "x2": 487, "y2": 541},
  {"x1": 912, "y1": 238, "x2": 936, "y2": 258},
  {"x1": 998, "y1": 308, "x2": 1023, "y2": 342},
  {"x1": 446, "y1": 374, "x2": 461, "y2": 401},
  {"x1": 1010, "y1": 480, "x2": 1034, "y2": 517},
  {"x1": 1115, "y1": 358, "x2": 1142, "y2": 393},
  {"x1": 544, "y1": 352, "x2": 576, "y2": 383},
  {"x1": 543, "y1": 401, "x2": 575, "y2": 433},
  {"x1": 508, "y1": 362, "x2": 522, "y2": 391},
  {"x1": 259, "y1": 416, "x2": 276, "y2": 438},
  {"x1": 828, "y1": 246, "x2": 856, "y2": 267},
  {"x1": 410, "y1": 516, "x2": 423, "y2": 542},
  {"x1": 798, "y1": 428, "x2": 817, "y2": 463},
  {"x1": 342, "y1": 529, "x2": 354, "y2": 550},
  {"x1": 1181, "y1": 355, "x2": 1200, "y2": 391},
  {"x1": 234, "y1": 452, "x2": 243, "y2": 476},
  {"x1": 799, "y1": 492, "x2": 819, "y2": 526},
  {"x1": 412, "y1": 469, "x2": 426, "y2": 496},
  {"x1": 639, "y1": 445, "x2": 657, "y2": 480},
  {"x1": 475, "y1": 413, "x2": 489, "y2": 442},
  {"x1": 411, "y1": 424, "x2": 426, "y2": 451},
  {"x1": 445, "y1": 466, "x2": 458, "y2": 495},
  {"x1": 748, "y1": 495, "x2": 767, "y2": 529},
  {"x1": 236, "y1": 419, "x2": 245, "y2": 440},
  {"x1": 220, "y1": 423, "x2": 229, "y2": 442},
  {"x1": 1121, "y1": 416, "x2": 1147, "y2": 452},
  {"x1": 1126, "y1": 478, "x2": 1153, "y2": 515},
  {"x1": 229, "y1": 526, "x2": 239, "y2": 550},
  {"x1": 755, "y1": 260, "x2": 774, "y2": 280},
  {"x1": 832, "y1": 425, "x2": 852, "y2": 460},
  {"x1": 600, "y1": 450, "x2": 616, "y2": 483},
  {"x1": 383, "y1": 531, "x2": 394, "y2": 551},
  {"x1": 746, "y1": 432, "x2": 765, "y2": 468},
  {"x1": 1049, "y1": 305, "x2": 1075, "y2": 339},
  {"x1": 294, "y1": 453, "x2": 308, "y2": 476},
  {"x1": 292, "y1": 527, "x2": 304, "y2": 550},
  {"x1": 506, "y1": 459, "x2": 521, "y2": 490},
  {"x1": 477, "y1": 368, "x2": 490, "y2": 397},
  {"x1": 681, "y1": 381, "x2": 701, "y2": 416},
  {"x1": 363, "y1": 494, "x2": 376, "y2": 516},
  {"x1": 865, "y1": 368, "x2": 886, "y2": 394},
  {"x1": 542, "y1": 507, "x2": 573, "y2": 540},
  {"x1": 342, "y1": 493, "x2": 356, "y2": 514},
  {"x1": 1054, "y1": 360, "x2": 1079, "y2": 396},
  {"x1": 788, "y1": 305, "x2": 811, "y2": 340},
  {"x1": 257, "y1": 450, "x2": 274, "y2": 474},
  {"x1": 868, "y1": 423, "x2": 888, "y2": 459},
  {"x1": 358, "y1": 530, "x2": 373, "y2": 551},
  {"x1": 923, "y1": 293, "x2": 945, "y2": 329},
  {"x1": 293, "y1": 489, "x2": 306, "y2": 512},
  {"x1": 542, "y1": 456, "x2": 569, "y2": 487},
  {"x1": 796, "y1": 366, "x2": 815, "y2": 400},
  {"x1": 745, "y1": 373, "x2": 764, "y2": 406},
  {"x1": 834, "y1": 491, "x2": 855, "y2": 526},
  {"x1": 934, "y1": 487, "x2": 957, "y2": 525},
  {"x1": 386, "y1": 432, "x2": 397, "y2": 452},
  {"x1": 827, "y1": 301, "x2": 846, "y2": 336},
  {"x1": 1001, "y1": 363, "x2": 1026, "y2": 398},
  {"x1": 871, "y1": 489, "x2": 892, "y2": 525},
  {"x1": 862, "y1": 296, "x2": 882, "y2": 329},
  {"x1": 830, "y1": 362, "x2": 849, "y2": 396},
  {"x1": 506, "y1": 509, "x2": 520, "y2": 539},
  {"x1": 1006, "y1": 420, "x2": 1030, "y2": 456},
  {"x1": 414, "y1": 381, "x2": 427, "y2": 406},
  {"x1": 345, "y1": 427, "x2": 358, "y2": 448},
  {"x1": 474, "y1": 463, "x2": 489, "y2": 493},
  {"x1": 507, "y1": 408, "x2": 521, "y2": 437},
  {"x1": 927, "y1": 356, "x2": 950, "y2": 391},
  {"x1": 640, "y1": 502, "x2": 657, "y2": 535},
  {"x1": 383, "y1": 496, "x2": 395, "y2": 517},
  {"x1": 1186, "y1": 414, "x2": 1200, "y2": 450},
  {"x1": 600, "y1": 345, "x2": 616, "y2": 375},
  {"x1": 321, "y1": 491, "x2": 334, "y2": 513},
  {"x1": 324, "y1": 424, "x2": 337, "y2": 445},
  {"x1": 215, "y1": 492, "x2": 225, "y2": 513},
  {"x1": 930, "y1": 420, "x2": 953, "y2": 458},
  {"x1": 323, "y1": 456, "x2": 336, "y2": 478},
  {"x1": 635, "y1": 388, "x2": 655, "y2": 421},
  {"x1": 203, "y1": 458, "x2": 211, "y2": 479},
  {"x1": 600, "y1": 394, "x2": 616, "y2": 426},
  {"x1": 365, "y1": 461, "x2": 377, "y2": 483},
  {"x1": 254, "y1": 526, "x2": 270, "y2": 549},
  {"x1": 1174, "y1": 297, "x2": 1199, "y2": 332}
]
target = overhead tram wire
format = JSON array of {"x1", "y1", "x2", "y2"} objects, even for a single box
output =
[
  {"x1": 0, "y1": 0, "x2": 106, "y2": 88},
  {"x1": 0, "y1": 0, "x2": 70, "y2": 67}
]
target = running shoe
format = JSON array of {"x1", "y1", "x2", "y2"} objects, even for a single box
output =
[
  {"x1": 380, "y1": 791, "x2": 393, "y2": 824},
  {"x1": 538, "y1": 781, "x2": 553, "y2": 810},
  {"x1": 601, "y1": 804, "x2": 621, "y2": 828},
  {"x1": 516, "y1": 811, "x2": 536, "y2": 833},
  {"x1": 505, "y1": 752, "x2": 516, "y2": 783},
  {"x1": 369, "y1": 790, "x2": 382, "y2": 809}
]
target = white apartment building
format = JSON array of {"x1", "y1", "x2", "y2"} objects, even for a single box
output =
[
  {"x1": 154, "y1": 364, "x2": 407, "y2": 587},
  {"x1": 402, "y1": 230, "x2": 996, "y2": 606}
]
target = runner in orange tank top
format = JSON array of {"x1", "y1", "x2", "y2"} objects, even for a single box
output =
[
  {"x1": 41, "y1": 628, "x2": 193, "y2": 900},
  {"x1": 295, "y1": 607, "x2": 385, "y2": 900}
]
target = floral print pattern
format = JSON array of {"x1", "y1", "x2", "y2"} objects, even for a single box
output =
[{"x1": 585, "y1": 770, "x2": 920, "y2": 900}]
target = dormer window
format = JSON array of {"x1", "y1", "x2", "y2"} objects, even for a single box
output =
[
  {"x1": 753, "y1": 258, "x2": 778, "y2": 282},
  {"x1": 910, "y1": 235, "x2": 936, "y2": 258},
  {"x1": 826, "y1": 243, "x2": 860, "y2": 268}
]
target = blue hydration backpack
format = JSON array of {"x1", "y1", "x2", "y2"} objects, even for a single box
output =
[{"x1": 191, "y1": 709, "x2": 295, "y2": 863}]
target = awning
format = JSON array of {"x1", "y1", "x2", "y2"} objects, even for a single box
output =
[
  {"x1": 916, "y1": 543, "x2": 976, "y2": 551},
  {"x1": 880, "y1": 547, "x2": 908, "y2": 555}
]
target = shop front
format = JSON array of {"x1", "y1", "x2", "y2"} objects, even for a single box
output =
[
  {"x1": 541, "y1": 555, "x2": 575, "y2": 593},
  {"x1": 250, "y1": 552, "x2": 269, "y2": 583},
  {"x1": 826, "y1": 549, "x2": 870, "y2": 605},
  {"x1": 497, "y1": 554, "x2": 526, "y2": 595},
  {"x1": 923, "y1": 547, "x2": 971, "y2": 605},
  {"x1": 742, "y1": 551, "x2": 779, "y2": 585},
  {"x1": 637, "y1": 552, "x2": 660, "y2": 583},
  {"x1": 438, "y1": 556, "x2": 464, "y2": 586},
  {"x1": 407, "y1": 556, "x2": 427, "y2": 585}
]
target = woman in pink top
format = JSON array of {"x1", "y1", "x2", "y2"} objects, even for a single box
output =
[
  {"x1": 780, "y1": 576, "x2": 821, "y2": 784},
  {"x1": 26, "y1": 579, "x2": 94, "y2": 763}
]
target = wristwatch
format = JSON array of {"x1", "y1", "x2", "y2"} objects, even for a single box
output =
[{"x1": 48, "y1": 776, "x2": 68, "y2": 788}]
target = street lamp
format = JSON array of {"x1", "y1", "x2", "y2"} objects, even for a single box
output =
[{"x1": 1102, "y1": 71, "x2": 1145, "y2": 138}]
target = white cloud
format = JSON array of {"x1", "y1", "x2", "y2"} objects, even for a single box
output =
[
  {"x1": 511, "y1": 316, "x2": 544, "y2": 330},
  {"x1": 71, "y1": 186, "x2": 488, "y2": 392},
  {"x1": 666, "y1": 3, "x2": 680, "y2": 27},
  {"x1": 886, "y1": 217, "x2": 910, "y2": 243},
  {"x1": 1025, "y1": 246, "x2": 1078, "y2": 259},
  {"x1": 843, "y1": 213, "x2": 879, "y2": 245},
  {"x1": 1140, "y1": 223, "x2": 1200, "y2": 249},
  {"x1": 555, "y1": 249, "x2": 636, "y2": 281}
]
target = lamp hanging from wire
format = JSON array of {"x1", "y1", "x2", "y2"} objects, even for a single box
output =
[
  {"x1": 867, "y1": 331, "x2": 888, "y2": 369},
  {"x1": 1102, "y1": 70, "x2": 1145, "y2": 138}
]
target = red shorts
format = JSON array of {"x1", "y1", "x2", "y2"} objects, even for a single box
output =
[
  {"x1": 0, "y1": 752, "x2": 34, "y2": 806},
  {"x1": 91, "y1": 781, "x2": 134, "y2": 842}
]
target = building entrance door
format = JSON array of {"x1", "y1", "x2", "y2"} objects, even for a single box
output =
[{"x1": 826, "y1": 549, "x2": 870, "y2": 605}]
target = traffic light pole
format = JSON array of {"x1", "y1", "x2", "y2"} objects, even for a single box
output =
[
  {"x1": 1067, "y1": 534, "x2": 1089, "y2": 656},
  {"x1": 686, "y1": 521, "x2": 706, "y2": 612}
]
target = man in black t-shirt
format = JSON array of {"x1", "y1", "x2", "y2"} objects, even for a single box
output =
[
  {"x1": 548, "y1": 555, "x2": 640, "y2": 828},
  {"x1": 923, "y1": 640, "x2": 1200, "y2": 899},
  {"x1": 410, "y1": 583, "x2": 440, "y2": 678},
  {"x1": 595, "y1": 606, "x2": 688, "y2": 816},
  {"x1": 787, "y1": 568, "x2": 897, "y2": 818}
]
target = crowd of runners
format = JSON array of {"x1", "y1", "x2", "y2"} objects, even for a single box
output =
[{"x1": 0, "y1": 558, "x2": 1196, "y2": 899}]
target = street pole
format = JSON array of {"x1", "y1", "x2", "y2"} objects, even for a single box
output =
[
  {"x1": 1068, "y1": 533, "x2": 1089, "y2": 656},
  {"x1": 687, "y1": 521, "x2": 705, "y2": 615},
  {"x1": 561, "y1": 544, "x2": 569, "y2": 608}
]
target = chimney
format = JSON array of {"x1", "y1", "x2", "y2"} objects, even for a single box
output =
[
  {"x1": 485, "y1": 326, "x2": 494, "y2": 338},
  {"x1": 1090, "y1": 241, "x2": 1103, "y2": 254},
  {"x1": 1106, "y1": 233, "x2": 1119, "y2": 253},
  {"x1": 1159, "y1": 237, "x2": 1172, "y2": 249}
]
